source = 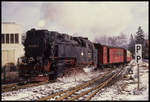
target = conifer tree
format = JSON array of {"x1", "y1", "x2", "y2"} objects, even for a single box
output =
[
  {"x1": 135, "y1": 26, "x2": 145, "y2": 44},
  {"x1": 135, "y1": 26, "x2": 146, "y2": 57}
]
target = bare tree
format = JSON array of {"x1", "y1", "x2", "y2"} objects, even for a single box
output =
[
  {"x1": 128, "y1": 34, "x2": 135, "y2": 57},
  {"x1": 94, "y1": 35, "x2": 108, "y2": 45},
  {"x1": 116, "y1": 32, "x2": 128, "y2": 48},
  {"x1": 94, "y1": 33, "x2": 128, "y2": 48},
  {"x1": 108, "y1": 36, "x2": 118, "y2": 47}
]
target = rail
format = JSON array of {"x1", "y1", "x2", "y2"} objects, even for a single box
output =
[{"x1": 38, "y1": 67, "x2": 124, "y2": 101}]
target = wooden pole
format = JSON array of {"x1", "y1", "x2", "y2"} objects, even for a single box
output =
[{"x1": 137, "y1": 64, "x2": 140, "y2": 90}]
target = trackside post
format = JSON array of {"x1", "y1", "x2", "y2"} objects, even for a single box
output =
[{"x1": 135, "y1": 44, "x2": 142, "y2": 90}]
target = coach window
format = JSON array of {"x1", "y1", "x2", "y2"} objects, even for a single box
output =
[
  {"x1": 105, "y1": 49, "x2": 107, "y2": 56},
  {"x1": 6, "y1": 34, "x2": 9, "y2": 43},
  {"x1": 15, "y1": 33, "x2": 19, "y2": 43},
  {"x1": 1, "y1": 34, "x2": 5, "y2": 43},
  {"x1": 113, "y1": 51, "x2": 114, "y2": 56},
  {"x1": 10, "y1": 34, "x2": 14, "y2": 43}
]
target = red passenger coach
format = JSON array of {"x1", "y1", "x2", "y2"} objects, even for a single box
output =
[
  {"x1": 108, "y1": 47, "x2": 124, "y2": 64},
  {"x1": 94, "y1": 43, "x2": 131, "y2": 69},
  {"x1": 94, "y1": 44, "x2": 108, "y2": 67}
]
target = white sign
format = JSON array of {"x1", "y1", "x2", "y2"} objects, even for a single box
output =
[{"x1": 135, "y1": 44, "x2": 142, "y2": 64}]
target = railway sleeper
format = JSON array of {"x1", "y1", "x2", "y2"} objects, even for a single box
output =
[
  {"x1": 38, "y1": 69, "x2": 119, "y2": 101},
  {"x1": 58, "y1": 69, "x2": 122, "y2": 101}
]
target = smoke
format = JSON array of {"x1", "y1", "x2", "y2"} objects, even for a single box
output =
[
  {"x1": 37, "y1": 19, "x2": 45, "y2": 28},
  {"x1": 40, "y1": 2, "x2": 132, "y2": 41}
]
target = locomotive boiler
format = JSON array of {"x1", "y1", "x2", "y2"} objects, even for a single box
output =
[{"x1": 18, "y1": 29, "x2": 97, "y2": 81}]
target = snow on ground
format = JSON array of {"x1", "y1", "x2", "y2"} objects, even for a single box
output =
[
  {"x1": 91, "y1": 60, "x2": 149, "y2": 101},
  {"x1": 2, "y1": 60, "x2": 149, "y2": 101},
  {"x1": 1, "y1": 66, "x2": 102, "y2": 101},
  {"x1": 57, "y1": 66, "x2": 103, "y2": 83}
]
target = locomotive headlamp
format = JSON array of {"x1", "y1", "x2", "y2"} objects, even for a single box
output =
[{"x1": 81, "y1": 52, "x2": 84, "y2": 56}]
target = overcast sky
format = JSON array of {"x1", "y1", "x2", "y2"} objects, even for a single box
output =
[{"x1": 2, "y1": 2, "x2": 148, "y2": 41}]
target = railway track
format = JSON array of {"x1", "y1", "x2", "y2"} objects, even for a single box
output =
[
  {"x1": 1, "y1": 66, "x2": 112, "y2": 93},
  {"x1": 2, "y1": 81, "x2": 48, "y2": 93},
  {"x1": 38, "y1": 67, "x2": 124, "y2": 101}
]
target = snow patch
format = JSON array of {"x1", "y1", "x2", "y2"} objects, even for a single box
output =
[
  {"x1": 2, "y1": 60, "x2": 148, "y2": 101},
  {"x1": 91, "y1": 60, "x2": 149, "y2": 101}
]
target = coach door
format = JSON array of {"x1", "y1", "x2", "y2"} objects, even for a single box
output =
[
  {"x1": 107, "y1": 48, "x2": 109, "y2": 63},
  {"x1": 124, "y1": 49, "x2": 127, "y2": 63}
]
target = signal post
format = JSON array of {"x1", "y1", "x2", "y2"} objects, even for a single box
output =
[{"x1": 135, "y1": 44, "x2": 142, "y2": 90}]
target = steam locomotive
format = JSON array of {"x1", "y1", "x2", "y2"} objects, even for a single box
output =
[
  {"x1": 18, "y1": 29, "x2": 132, "y2": 82},
  {"x1": 18, "y1": 29, "x2": 97, "y2": 81}
]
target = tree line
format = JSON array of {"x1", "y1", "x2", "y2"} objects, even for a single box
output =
[
  {"x1": 94, "y1": 26, "x2": 148, "y2": 59},
  {"x1": 128, "y1": 26, "x2": 148, "y2": 58}
]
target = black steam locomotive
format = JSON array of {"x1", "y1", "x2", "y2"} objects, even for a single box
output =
[{"x1": 19, "y1": 29, "x2": 97, "y2": 81}]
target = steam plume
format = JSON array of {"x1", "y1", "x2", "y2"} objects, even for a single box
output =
[{"x1": 40, "y1": 2, "x2": 132, "y2": 41}]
